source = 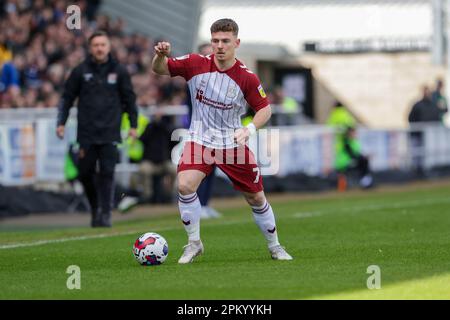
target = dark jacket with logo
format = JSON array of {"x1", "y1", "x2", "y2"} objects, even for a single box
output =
[{"x1": 57, "y1": 54, "x2": 137, "y2": 145}]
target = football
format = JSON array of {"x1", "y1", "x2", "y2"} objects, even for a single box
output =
[{"x1": 133, "y1": 232, "x2": 169, "y2": 266}]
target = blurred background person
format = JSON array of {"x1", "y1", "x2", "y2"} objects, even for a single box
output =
[
  {"x1": 118, "y1": 108, "x2": 177, "y2": 212},
  {"x1": 408, "y1": 85, "x2": 443, "y2": 176},
  {"x1": 409, "y1": 86, "x2": 443, "y2": 124},
  {"x1": 326, "y1": 100, "x2": 369, "y2": 190},
  {"x1": 431, "y1": 78, "x2": 448, "y2": 122},
  {"x1": 327, "y1": 100, "x2": 356, "y2": 132},
  {"x1": 0, "y1": 54, "x2": 20, "y2": 107},
  {"x1": 137, "y1": 109, "x2": 177, "y2": 204},
  {"x1": 336, "y1": 126, "x2": 373, "y2": 189},
  {"x1": 56, "y1": 30, "x2": 138, "y2": 228},
  {"x1": 271, "y1": 85, "x2": 302, "y2": 126}
]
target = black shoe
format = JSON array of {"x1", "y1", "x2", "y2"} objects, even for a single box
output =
[
  {"x1": 98, "y1": 213, "x2": 112, "y2": 228},
  {"x1": 91, "y1": 210, "x2": 102, "y2": 228}
]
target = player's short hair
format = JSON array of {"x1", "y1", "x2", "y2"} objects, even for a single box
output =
[
  {"x1": 210, "y1": 18, "x2": 239, "y2": 36},
  {"x1": 88, "y1": 30, "x2": 109, "y2": 44}
]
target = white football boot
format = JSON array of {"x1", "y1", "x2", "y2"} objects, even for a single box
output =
[
  {"x1": 269, "y1": 245, "x2": 293, "y2": 260},
  {"x1": 178, "y1": 240, "x2": 204, "y2": 264}
]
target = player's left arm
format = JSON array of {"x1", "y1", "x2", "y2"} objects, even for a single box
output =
[
  {"x1": 251, "y1": 105, "x2": 272, "y2": 129},
  {"x1": 234, "y1": 106, "x2": 271, "y2": 145},
  {"x1": 234, "y1": 73, "x2": 271, "y2": 146}
]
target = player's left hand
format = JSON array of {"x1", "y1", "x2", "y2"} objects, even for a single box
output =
[{"x1": 234, "y1": 128, "x2": 250, "y2": 146}]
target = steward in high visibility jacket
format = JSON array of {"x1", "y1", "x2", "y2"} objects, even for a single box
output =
[{"x1": 121, "y1": 113, "x2": 149, "y2": 162}]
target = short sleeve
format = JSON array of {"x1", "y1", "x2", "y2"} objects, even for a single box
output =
[
  {"x1": 244, "y1": 74, "x2": 269, "y2": 112},
  {"x1": 167, "y1": 54, "x2": 190, "y2": 79},
  {"x1": 167, "y1": 53, "x2": 209, "y2": 81}
]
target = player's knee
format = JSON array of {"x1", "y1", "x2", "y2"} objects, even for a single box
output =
[
  {"x1": 245, "y1": 192, "x2": 266, "y2": 207},
  {"x1": 177, "y1": 179, "x2": 197, "y2": 195}
]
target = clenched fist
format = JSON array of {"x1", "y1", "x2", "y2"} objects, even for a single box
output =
[{"x1": 154, "y1": 41, "x2": 171, "y2": 57}]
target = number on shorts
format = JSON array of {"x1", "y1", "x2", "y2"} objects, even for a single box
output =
[{"x1": 253, "y1": 167, "x2": 260, "y2": 183}]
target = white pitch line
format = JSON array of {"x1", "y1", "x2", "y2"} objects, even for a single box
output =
[
  {"x1": 2, "y1": 196, "x2": 449, "y2": 250},
  {"x1": 0, "y1": 219, "x2": 249, "y2": 250},
  {"x1": 0, "y1": 231, "x2": 140, "y2": 250},
  {"x1": 292, "y1": 212, "x2": 323, "y2": 218}
]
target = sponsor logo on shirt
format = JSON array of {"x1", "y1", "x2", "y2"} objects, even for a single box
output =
[
  {"x1": 195, "y1": 89, "x2": 233, "y2": 110},
  {"x1": 258, "y1": 85, "x2": 267, "y2": 98}
]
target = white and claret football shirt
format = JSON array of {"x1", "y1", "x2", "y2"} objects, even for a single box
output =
[{"x1": 168, "y1": 53, "x2": 269, "y2": 149}]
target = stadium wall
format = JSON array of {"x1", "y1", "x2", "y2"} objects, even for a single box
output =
[
  {"x1": 99, "y1": 0, "x2": 203, "y2": 56},
  {"x1": 299, "y1": 52, "x2": 446, "y2": 128},
  {"x1": 1, "y1": 110, "x2": 449, "y2": 186}
]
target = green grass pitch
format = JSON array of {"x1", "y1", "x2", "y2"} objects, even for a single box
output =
[{"x1": 1, "y1": 182, "x2": 449, "y2": 299}]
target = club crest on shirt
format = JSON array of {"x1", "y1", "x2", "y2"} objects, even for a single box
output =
[
  {"x1": 83, "y1": 73, "x2": 93, "y2": 81},
  {"x1": 107, "y1": 73, "x2": 117, "y2": 84},
  {"x1": 258, "y1": 85, "x2": 267, "y2": 98},
  {"x1": 226, "y1": 86, "x2": 237, "y2": 99}
]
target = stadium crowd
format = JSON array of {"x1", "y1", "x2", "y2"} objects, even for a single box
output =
[{"x1": 0, "y1": 0, "x2": 187, "y2": 109}]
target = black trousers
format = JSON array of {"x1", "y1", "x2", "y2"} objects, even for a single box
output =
[
  {"x1": 339, "y1": 155, "x2": 370, "y2": 178},
  {"x1": 355, "y1": 155, "x2": 370, "y2": 178},
  {"x1": 409, "y1": 131, "x2": 424, "y2": 174},
  {"x1": 77, "y1": 143, "x2": 118, "y2": 218}
]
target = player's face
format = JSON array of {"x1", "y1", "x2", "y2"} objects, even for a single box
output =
[
  {"x1": 211, "y1": 32, "x2": 240, "y2": 62},
  {"x1": 89, "y1": 35, "x2": 110, "y2": 63}
]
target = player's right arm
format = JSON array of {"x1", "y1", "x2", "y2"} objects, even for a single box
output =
[
  {"x1": 152, "y1": 41, "x2": 171, "y2": 76},
  {"x1": 56, "y1": 66, "x2": 81, "y2": 139}
]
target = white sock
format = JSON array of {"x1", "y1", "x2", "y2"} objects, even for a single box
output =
[
  {"x1": 178, "y1": 192, "x2": 201, "y2": 242},
  {"x1": 251, "y1": 201, "x2": 280, "y2": 249}
]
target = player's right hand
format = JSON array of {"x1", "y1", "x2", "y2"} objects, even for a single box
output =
[
  {"x1": 56, "y1": 125, "x2": 65, "y2": 139},
  {"x1": 154, "y1": 41, "x2": 171, "y2": 57}
]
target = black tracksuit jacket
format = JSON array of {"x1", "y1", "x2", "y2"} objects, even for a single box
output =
[{"x1": 57, "y1": 54, "x2": 138, "y2": 145}]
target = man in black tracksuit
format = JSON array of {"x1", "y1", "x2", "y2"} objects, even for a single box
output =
[{"x1": 57, "y1": 31, "x2": 138, "y2": 227}]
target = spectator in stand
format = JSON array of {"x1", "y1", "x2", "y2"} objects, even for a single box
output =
[
  {"x1": 431, "y1": 78, "x2": 448, "y2": 121},
  {"x1": 0, "y1": 57, "x2": 20, "y2": 107},
  {"x1": 0, "y1": 0, "x2": 187, "y2": 109},
  {"x1": 408, "y1": 85, "x2": 444, "y2": 176}
]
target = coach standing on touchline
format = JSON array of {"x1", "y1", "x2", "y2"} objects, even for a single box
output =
[{"x1": 56, "y1": 30, "x2": 138, "y2": 228}]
